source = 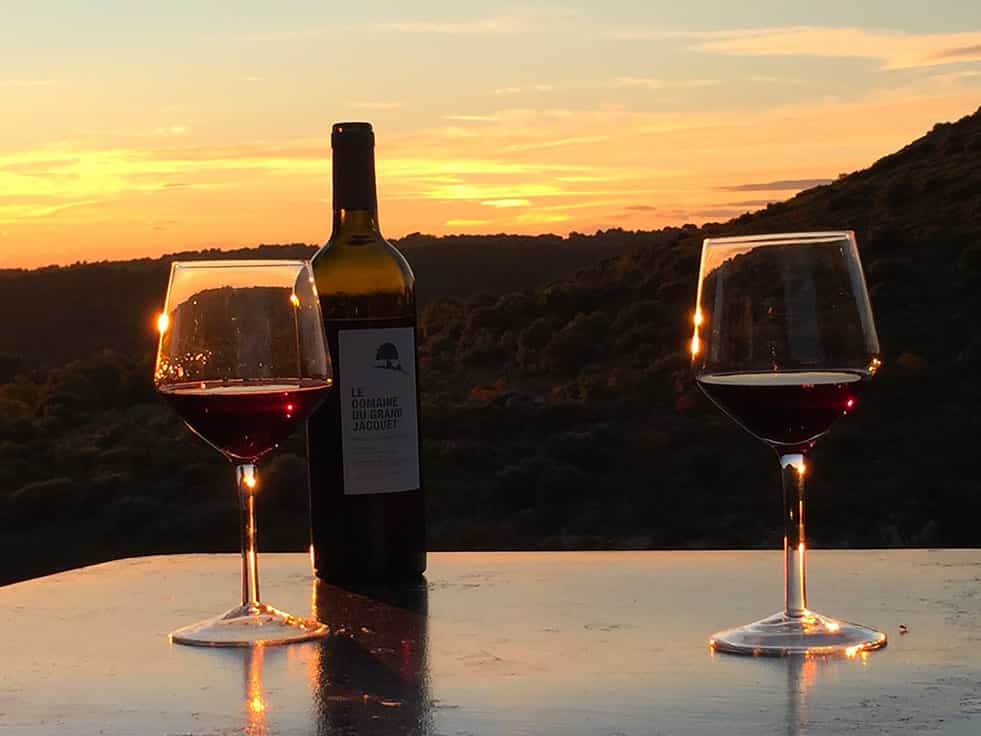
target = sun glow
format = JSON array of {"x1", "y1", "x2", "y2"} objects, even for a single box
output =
[
  {"x1": 1, "y1": 7, "x2": 979, "y2": 269},
  {"x1": 156, "y1": 312, "x2": 169, "y2": 334}
]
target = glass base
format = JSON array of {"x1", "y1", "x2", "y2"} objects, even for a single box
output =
[
  {"x1": 170, "y1": 602, "x2": 329, "y2": 647},
  {"x1": 710, "y1": 610, "x2": 887, "y2": 656}
]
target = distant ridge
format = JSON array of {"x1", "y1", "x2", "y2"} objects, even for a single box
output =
[{"x1": 0, "y1": 235, "x2": 642, "y2": 365}]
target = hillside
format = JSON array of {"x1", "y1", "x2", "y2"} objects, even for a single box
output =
[
  {"x1": 0, "y1": 233, "x2": 643, "y2": 366},
  {"x1": 1, "y1": 107, "x2": 980, "y2": 585},
  {"x1": 416, "y1": 107, "x2": 981, "y2": 551}
]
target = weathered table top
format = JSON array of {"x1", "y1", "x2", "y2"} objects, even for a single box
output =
[{"x1": 1, "y1": 550, "x2": 979, "y2": 735}]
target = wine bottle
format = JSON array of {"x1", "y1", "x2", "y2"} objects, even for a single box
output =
[{"x1": 307, "y1": 122, "x2": 426, "y2": 582}]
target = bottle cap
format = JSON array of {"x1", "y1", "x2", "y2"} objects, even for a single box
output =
[{"x1": 332, "y1": 122, "x2": 374, "y2": 147}]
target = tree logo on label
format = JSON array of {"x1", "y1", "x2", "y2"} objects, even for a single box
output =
[{"x1": 375, "y1": 342, "x2": 407, "y2": 374}]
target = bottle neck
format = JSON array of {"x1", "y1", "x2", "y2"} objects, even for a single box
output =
[{"x1": 331, "y1": 141, "x2": 379, "y2": 235}]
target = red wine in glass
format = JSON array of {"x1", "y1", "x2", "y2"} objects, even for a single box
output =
[
  {"x1": 696, "y1": 371, "x2": 863, "y2": 451},
  {"x1": 161, "y1": 380, "x2": 331, "y2": 461}
]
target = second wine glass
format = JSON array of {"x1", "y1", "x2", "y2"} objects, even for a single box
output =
[{"x1": 692, "y1": 231, "x2": 887, "y2": 656}]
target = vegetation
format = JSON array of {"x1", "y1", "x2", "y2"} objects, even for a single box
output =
[{"x1": 2, "y1": 108, "x2": 980, "y2": 585}]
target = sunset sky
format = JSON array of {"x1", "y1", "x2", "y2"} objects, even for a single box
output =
[{"x1": 1, "y1": 1, "x2": 980, "y2": 268}]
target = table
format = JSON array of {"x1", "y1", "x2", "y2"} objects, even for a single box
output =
[{"x1": 1, "y1": 550, "x2": 979, "y2": 735}]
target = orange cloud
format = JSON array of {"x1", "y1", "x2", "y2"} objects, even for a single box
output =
[
  {"x1": 692, "y1": 27, "x2": 981, "y2": 70},
  {"x1": 481, "y1": 198, "x2": 531, "y2": 208},
  {"x1": 445, "y1": 218, "x2": 492, "y2": 227}
]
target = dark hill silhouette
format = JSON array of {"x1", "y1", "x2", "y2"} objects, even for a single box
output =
[
  {"x1": 0, "y1": 234, "x2": 644, "y2": 366},
  {"x1": 1, "y1": 106, "x2": 979, "y2": 585}
]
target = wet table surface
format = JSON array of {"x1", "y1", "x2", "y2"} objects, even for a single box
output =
[{"x1": 1, "y1": 550, "x2": 980, "y2": 735}]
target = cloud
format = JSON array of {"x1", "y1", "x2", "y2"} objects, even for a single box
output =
[
  {"x1": 147, "y1": 218, "x2": 179, "y2": 231},
  {"x1": 693, "y1": 207, "x2": 745, "y2": 219},
  {"x1": 724, "y1": 199, "x2": 777, "y2": 207},
  {"x1": 378, "y1": 7, "x2": 580, "y2": 36},
  {"x1": 0, "y1": 157, "x2": 80, "y2": 175},
  {"x1": 929, "y1": 69, "x2": 981, "y2": 85},
  {"x1": 443, "y1": 114, "x2": 499, "y2": 122},
  {"x1": 0, "y1": 79, "x2": 57, "y2": 88},
  {"x1": 154, "y1": 125, "x2": 190, "y2": 136},
  {"x1": 382, "y1": 19, "x2": 518, "y2": 34},
  {"x1": 625, "y1": 205, "x2": 657, "y2": 211},
  {"x1": 438, "y1": 126, "x2": 482, "y2": 139},
  {"x1": 614, "y1": 77, "x2": 719, "y2": 90},
  {"x1": 235, "y1": 27, "x2": 334, "y2": 42},
  {"x1": 446, "y1": 218, "x2": 491, "y2": 227},
  {"x1": 493, "y1": 84, "x2": 555, "y2": 95},
  {"x1": 690, "y1": 26, "x2": 981, "y2": 70},
  {"x1": 236, "y1": 7, "x2": 578, "y2": 41},
  {"x1": 505, "y1": 135, "x2": 607, "y2": 151},
  {"x1": 0, "y1": 199, "x2": 103, "y2": 221},
  {"x1": 346, "y1": 100, "x2": 404, "y2": 110},
  {"x1": 481, "y1": 198, "x2": 531, "y2": 208},
  {"x1": 554, "y1": 175, "x2": 619, "y2": 183},
  {"x1": 0, "y1": 142, "x2": 332, "y2": 225},
  {"x1": 540, "y1": 199, "x2": 633, "y2": 212},
  {"x1": 516, "y1": 212, "x2": 570, "y2": 224},
  {"x1": 381, "y1": 157, "x2": 594, "y2": 179},
  {"x1": 746, "y1": 74, "x2": 805, "y2": 85},
  {"x1": 719, "y1": 178, "x2": 832, "y2": 192},
  {"x1": 928, "y1": 43, "x2": 981, "y2": 61},
  {"x1": 421, "y1": 181, "x2": 563, "y2": 201}
]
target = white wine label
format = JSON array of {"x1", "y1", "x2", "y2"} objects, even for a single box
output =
[{"x1": 338, "y1": 327, "x2": 421, "y2": 495}]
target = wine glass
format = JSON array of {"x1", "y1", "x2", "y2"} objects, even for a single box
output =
[
  {"x1": 692, "y1": 231, "x2": 887, "y2": 656},
  {"x1": 155, "y1": 260, "x2": 332, "y2": 646}
]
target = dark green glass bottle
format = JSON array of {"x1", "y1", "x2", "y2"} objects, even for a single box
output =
[{"x1": 307, "y1": 122, "x2": 426, "y2": 582}]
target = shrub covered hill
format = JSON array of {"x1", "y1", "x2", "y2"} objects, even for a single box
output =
[
  {"x1": 0, "y1": 233, "x2": 644, "y2": 367},
  {"x1": 2, "y1": 108, "x2": 980, "y2": 584}
]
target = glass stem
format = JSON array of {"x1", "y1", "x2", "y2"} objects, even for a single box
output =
[
  {"x1": 779, "y1": 453, "x2": 807, "y2": 618},
  {"x1": 236, "y1": 463, "x2": 260, "y2": 608}
]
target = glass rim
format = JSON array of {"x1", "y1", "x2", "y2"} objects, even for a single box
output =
[
  {"x1": 703, "y1": 230, "x2": 854, "y2": 247},
  {"x1": 169, "y1": 259, "x2": 312, "y2": 270}
]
